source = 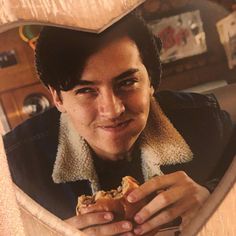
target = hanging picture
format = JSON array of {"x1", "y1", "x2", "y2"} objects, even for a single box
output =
[
  {"x1": 217, "y1": 12, "x2": 236, "y2": 69},
  {"x1": 149, "y1": 10, "x2": 207, "y2": 63}
]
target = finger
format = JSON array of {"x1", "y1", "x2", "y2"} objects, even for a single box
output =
[
  {"x1": 83, "y1": 221, "x2": 133, "y2": 236},
  {"x1": 180, "y1": 207, "x2": 201, "y2": 231},
  {"x1": 65, "y1": 212, "x2": 113, "y2": 229},
  {"x1": 133, "y1": 199, "x2": 193, "y2": 235},
  {"x1": 127, "y1": 171, "x2": 188, "y2": 203},
  {"x1": 79, "y1": 204, "x2": 108, "y2": 214},
  {"x1": 134, "y1": 185, "x2": 188, "y2": 224},
  {"x1": 141, "y1": 228, "x2": 160, "y2": 236},
  {"x1": 119, "y1": 232, "x2": 135, "y2": 236}
]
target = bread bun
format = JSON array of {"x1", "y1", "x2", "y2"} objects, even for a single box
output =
[{"x1": 76, "y1": 176, "x2": 145, "y2": 220}]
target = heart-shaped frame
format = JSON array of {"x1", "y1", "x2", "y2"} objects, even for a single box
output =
[{"x1": 0, "y1": 0, "x2": 235, "y2": 235}]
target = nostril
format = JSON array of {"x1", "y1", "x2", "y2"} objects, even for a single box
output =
[
  {"x1": 97, "y1": 90, "x2": 126, "y2": 119},
  {"x1": 98, "y1": 93, "x2": 123, "y2": 111}
]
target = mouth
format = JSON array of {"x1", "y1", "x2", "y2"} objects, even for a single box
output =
[{"x1": 98, "y1": 119, "x2": 133, "y2": 132}]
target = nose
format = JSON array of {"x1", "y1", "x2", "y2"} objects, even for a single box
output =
[{"x1": 98, "y1": 90, "x2": 125, "y2": 119}]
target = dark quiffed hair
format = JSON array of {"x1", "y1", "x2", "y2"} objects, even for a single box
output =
[{"x1": 35, "y1": 11, "x2": 162, "y2": 92}]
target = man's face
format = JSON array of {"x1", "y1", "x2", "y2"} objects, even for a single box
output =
[{"x1": 51, "y1": 36, "x2": 154, "y2": 161}]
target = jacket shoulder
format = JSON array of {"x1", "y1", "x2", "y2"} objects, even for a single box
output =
[
  {"x1": 3, "y1": 107, "x2": 60, "y2": 153},
  {"x1": 156, "y1": 90, "x2": 219, "y2": 111},
  {"x1": 155, "y1": 90, "x2": 232, "y2": 141}
]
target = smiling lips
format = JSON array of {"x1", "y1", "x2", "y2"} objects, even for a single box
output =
[{"x1": 98, "y1": 119, "x2": 132, "y2": 132}]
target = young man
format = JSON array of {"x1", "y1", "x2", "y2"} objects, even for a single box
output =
[{"x1": 4, "y1": 13, "x2": 233, "y2": 235}]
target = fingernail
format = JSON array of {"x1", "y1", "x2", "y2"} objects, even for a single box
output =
[
  {"x1": 134, "y1": 226, "x2": 143, "y2": 235},
  {"x1": 104, "y1": 213, "x2": 113, "y2": 220},
  {"x1": 127, "y1": 195, "x2": 135, "y2": 203},
  {"x1": 134, "y1": 215, "x2": 143, "y2": 224},
  {"x1": 122, "y1": 222, "x2": 132, "y2": 230}
]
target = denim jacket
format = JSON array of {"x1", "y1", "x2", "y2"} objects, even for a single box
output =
[{"x1": 3, "y1": 91, "x2": 233, "y2": 219}]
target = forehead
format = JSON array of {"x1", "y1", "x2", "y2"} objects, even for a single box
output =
[{"x1": 80, "y1": 36, "x2": 144, "y2": 81}]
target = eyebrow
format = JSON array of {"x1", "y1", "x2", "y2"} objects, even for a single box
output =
[
  {"x1": 76, "y1": 68, "x2": 139, "y2": 86},
  {"x1": 114, "y1": 68, "x2": 139, "y2": 81}
]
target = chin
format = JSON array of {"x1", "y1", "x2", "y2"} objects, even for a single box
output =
[{"x1": 91, "y1": 135, "x2": 139, "y2": 160}]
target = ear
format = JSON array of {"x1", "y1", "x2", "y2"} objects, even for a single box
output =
[
  {"x1": 150, "y1": 86, "x2": 155, "y2": 96},
  {"x1": 48, "y1": 86, "x2": 66, "y2": 113}
]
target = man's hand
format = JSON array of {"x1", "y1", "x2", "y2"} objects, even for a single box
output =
[
  {"x1": 126, "y1": 171, "x2": 210, "y2": 235},
  {"x1": 65, "y1": 212, "x2": 133, "y2": 236}
]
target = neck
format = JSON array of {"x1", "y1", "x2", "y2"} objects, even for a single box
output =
[
  {"x1": 89, "y1": 145, "x2": 137, "y2": 162},
  {"x1": 92, "y1": 149, "x2": 132, "y2": 162}
]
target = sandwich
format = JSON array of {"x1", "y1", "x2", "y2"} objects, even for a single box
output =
[{"x1": 76, "y1": 176, "x2": 146, "y2": 221}]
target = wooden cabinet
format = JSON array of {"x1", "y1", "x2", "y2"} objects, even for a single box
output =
[
  {"x1": 0, "y1": 83, "x2": 53, "y2": 130},
  {"x1": 0, "y1": 28, "x2": 39, "y2": 92},
  {"x1": 0, "y1": 28, "x2": 53, "y2": 130}
]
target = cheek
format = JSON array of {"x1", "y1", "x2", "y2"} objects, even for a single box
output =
[
  {"x1": 67, "y1": 103, "x2": 97, "y2": 127},
  {"x1": 126, "y1": 89, "x2": 151, "y2": 114}
]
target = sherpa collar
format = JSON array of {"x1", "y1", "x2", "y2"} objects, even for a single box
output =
[{"x1": 52, "y1": 98, "x2": 193, "y2": 193}]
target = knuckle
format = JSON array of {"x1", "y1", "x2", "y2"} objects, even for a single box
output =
[
  {"x1": 76, "y1": 215, "x2": 89, "y2": 229},
  {"x1": 152, "y1": 175, "x2": 163, "y2": 188},
  {"x1": 98, "y1": 212, "x2": 111, "y2": 221},
  {"x1": 152, "y1": 175, "x2": 161, "y2": 184},
  {"x1": 83, "y1": 212, "x2": 108, "y2": 227},
  {"x1": 176, "y1": 171, "x2": 188, "y2": 179},
  {"x1": 148, "y1": 177, "x2": 157, "y2": 188},
  {"x1": 161, "y1": 191, "x2": 172, "y2": 205},
  {"x1": 160, "y1": 209, "x2": 176, "y2": 223},
  {"x1": 153, "y1": 175, "x2": 160, "y2": 182},
  {"x1": 86, "y1": 214, "x2": 98, "y2": 226},
  {"x1": 141, "y1": 207, "x2": 152, "y2": 218},
  {"x1": 111, "y1": 222, "x2": 127, "y2": 234},
  {"x1": 186, "y1": 182, "x2": 197, "y2": 192},
  {"x1": 177, "y1": 171, "x2": 194, "y2": 185},
  {"x1": 192, "y1": 194, "x2": 202, "y2": 206},
  {"x1": 166, "y1": 208, "x2": 175, "y2": 219},
  {"x1": 144, "y1": 220, "x2": 154, "y2": 230},
  {"x1": 84, "y1": 227, "x2": 99, "y2": 236},
  {"x1": 138, "y1": 186, "x2": 147, "y2": 197}
]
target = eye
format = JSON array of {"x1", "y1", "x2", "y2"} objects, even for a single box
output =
[
  {"x1": 119, "y1": 78, "x2": 138, "y2": 88},
  {"x1": 74, "y1": 87, "x2": 97, "y2": 95}
]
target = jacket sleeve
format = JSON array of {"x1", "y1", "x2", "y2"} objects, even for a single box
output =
[
  {"x1": 157, "y1": 91, "x2": 235, "y2": 193},
  {"x1": 203, "y1": 126, "x2": 236, "y2": 193},
  {"x1": 201, "y1": 93, "x2": 235, "y2": 193}
]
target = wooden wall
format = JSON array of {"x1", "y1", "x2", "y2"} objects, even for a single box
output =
[
  {"x1": 0, "y1": 28, "x2": 38, "y2": 92},
  {"x1": 0, "y1": 28, "x2": 52, "y2": 130}
]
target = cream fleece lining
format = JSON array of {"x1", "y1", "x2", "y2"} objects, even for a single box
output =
[{"x1": 52, "y1": 98, "x2": 193, "y2": 193}]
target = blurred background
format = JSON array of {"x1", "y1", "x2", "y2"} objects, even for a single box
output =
[{"x1": 0, "y1": 0, "x2": 235, "y2": 133}]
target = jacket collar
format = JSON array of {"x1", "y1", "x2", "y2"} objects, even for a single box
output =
[{"x1": 52, "y1": 98, "x2": 193, "y2": 193}]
